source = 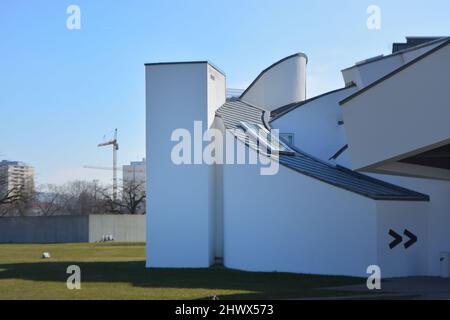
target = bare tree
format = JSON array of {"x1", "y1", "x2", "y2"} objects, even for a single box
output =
[
  {"x1": 58, "y1": 180, "x2": 110, "y2": 215},
  {"x1": 127, "y1": 181, "x2": 146, "y2": 214},
  {"x1": 35, "y1": 184, "x2": 63, "y2": 216},
  {"x1": 120, "y1": 181, "x2": 146, "y2": 215},
  {"x1": 103, "y1": 181, "x2": 146, "y2": 215},
  {"x1": 14, "y1": 189, "x2": 35, "y2": 216},
  {"x1": 0, "y1": 175, "x2": 20, "y2": 206},
  {"x1": 1, "y1": 177, "x2": 144, "y2": 217},
  {"x1": 0, "y1": 172, "x2": 25, "y2": 216}
]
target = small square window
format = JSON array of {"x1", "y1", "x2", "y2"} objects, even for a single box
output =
[
  {"x1": 239, "y1": 122, "x2": 295, "y2": 155},
  {"x1": 280, "y1": 133, "x2": 295, "y2": 146}
]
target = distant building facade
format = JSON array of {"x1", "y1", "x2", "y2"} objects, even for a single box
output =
[
  {"x1": 122, "y1": 159, "x2": 146, "y2": 187},
  {"x1": 0, "y1": 160, "x2": 35, "y2": 197},
  {"x1": 122, "y1": 159, "x2": 146, "y2": 214}
]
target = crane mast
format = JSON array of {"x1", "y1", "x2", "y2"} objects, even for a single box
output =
[{"x1": 98, "y1": 129, "x2": 119, "y2": 201}]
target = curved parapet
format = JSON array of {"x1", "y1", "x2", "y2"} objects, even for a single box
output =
[{"x1": 240, "y1": 53, "x2": 308, "y2": 111}]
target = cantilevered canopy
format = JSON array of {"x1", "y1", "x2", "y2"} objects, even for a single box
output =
[{"x1": 341, "y1": 39, "x2": 450, "y2": 181}]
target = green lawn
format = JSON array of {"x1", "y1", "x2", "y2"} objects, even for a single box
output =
[{"x1": 0, "y1": 242, "x2": 366, "y2": 300}]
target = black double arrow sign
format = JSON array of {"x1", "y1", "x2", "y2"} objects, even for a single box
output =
[{"x1": 389, "y1": 229, "x2": 418, "y2": 250}]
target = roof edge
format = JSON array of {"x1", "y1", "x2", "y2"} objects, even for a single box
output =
[
  {"x1": 340, "y1": 38, "x2": 450, "y2": 105},
  {"x1": 239, "y1": 53, "x2": 308, "y2": 99},
  {"x1": 270, "y1": 82, "x2": 356, "y2": 122},
  {"x1": 218, "y1": 100, "x2": 430, "y2": 202},
  {"x1": 144, "y1": 60, "x2": 226, "y2": 76},
  {"x1": 341, "y1": 36, "x2": 449, "y2": 72}
]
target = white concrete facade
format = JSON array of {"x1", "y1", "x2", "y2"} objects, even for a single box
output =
[
  {"x1": 146, "y1": 39, "x2": 450, "y2": 278},
  {"x1": 271, "y1": 39, "x2": 450, "y2": 277},
  {"x1": 273, "y1": 95, "x2": 450, "y2": 276}
]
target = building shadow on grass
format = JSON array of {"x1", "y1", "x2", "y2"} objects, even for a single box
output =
[{"x1": 0, "y1": 261, "x2": 364, "y2": 299}]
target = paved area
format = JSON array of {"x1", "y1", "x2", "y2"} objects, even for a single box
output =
[{"x1": 325, "y1": 277, "x2": 450, "y2": 300}]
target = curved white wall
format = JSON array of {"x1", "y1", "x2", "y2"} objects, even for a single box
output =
[
  {"x1": 222, "y1": 134, "x2": 378, "y2": 277},
  {"x1": 222, "y1": 136, "x2": 432, "y2": 278},
  {"x1": 372, "y1": 174, "x2": 450, "y2": 277},
  {"x1": 241, "y1": 53, "x2": 307, "y2": 110},
  {"x1": 271, "y1": 84, "x2": 450, "y2": 277},
  {"x1": 271, "y1": 86, "x2": 357, "y2": 163}
]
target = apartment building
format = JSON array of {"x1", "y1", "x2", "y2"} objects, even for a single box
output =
[
  {"x1": 122, "y1": 159, "x2": 146, "y2": 214},
  {"x1": 0, "y1": 160, "x2": 35, "y2": 197}
]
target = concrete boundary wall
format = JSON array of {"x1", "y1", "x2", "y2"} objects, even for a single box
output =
[
  {"x1": 88, "y1": 215, "x2": 146, "y2": 243},
  {"x1": 0, "y1": 215, "x2": 145, "y2": 244}
]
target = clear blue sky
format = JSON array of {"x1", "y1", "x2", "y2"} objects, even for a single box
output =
[{"x1": 1, "y1": 0, "x2": 449, "y2": 185}]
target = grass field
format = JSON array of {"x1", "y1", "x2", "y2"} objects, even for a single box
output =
[{"x1": 0, "y1": 242, "x2": 367, "y2": 300}]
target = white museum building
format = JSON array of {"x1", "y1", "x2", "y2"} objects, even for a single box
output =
[{"x1": 145, "y1": 37, "x2": 450, "y2": 278}]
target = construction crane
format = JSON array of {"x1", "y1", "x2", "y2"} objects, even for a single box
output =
[
  {"x1": 97, "y1": 129, "x2": 119, "y2": 201},
  {"x1": 83, "y1": 165, "x2": 115, "y2": 171}
]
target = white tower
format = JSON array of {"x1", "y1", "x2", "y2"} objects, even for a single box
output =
[{"x1": 145, "y1": 61, "x2": 226, "y2": 268}]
